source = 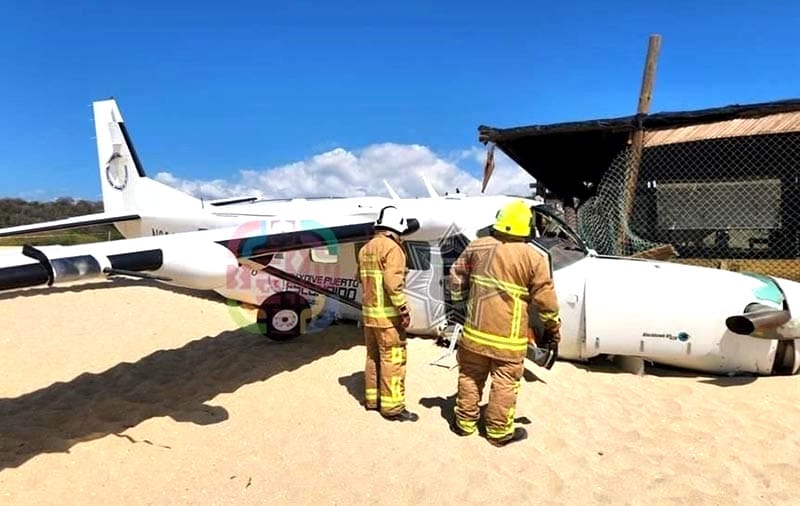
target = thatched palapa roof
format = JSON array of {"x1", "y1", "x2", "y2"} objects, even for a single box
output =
[{"x1": 478, "y1": 99, "x2": 800, "y2": 201}]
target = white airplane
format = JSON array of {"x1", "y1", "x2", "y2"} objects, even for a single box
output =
[{"x1": 1, "y1": 98, "x2": 799, "y2": 377}]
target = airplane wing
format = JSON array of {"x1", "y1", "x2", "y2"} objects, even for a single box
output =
[
  {"x1": 0, "y1": 215, "x2": 415, "y2": 293},
  {"x1": 0, "y1": 212, "x2": 140, "y2": 238}
]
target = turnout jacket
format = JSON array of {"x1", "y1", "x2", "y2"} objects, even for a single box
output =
[
  {"x1": 357, "y1": 233, "x2": 409, "y2": 328},
  {"x1": 448, "y1": 235, "x2": 561, "y2": 362}
]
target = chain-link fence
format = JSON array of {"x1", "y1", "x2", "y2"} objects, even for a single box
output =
[{"x1": 575, "y1": 130, "x2": 800, "y2": 281}]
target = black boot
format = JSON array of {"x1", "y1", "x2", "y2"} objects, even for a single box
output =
[
  {"x1": 487, "y1": 427, "x2": 528, "y2": 447},
  {"x1": 382, "y1": 409, "x2": 419, "y2": 422},
  {"x1": 450, "y1": 422, "x2": 473, "y2": 437}
]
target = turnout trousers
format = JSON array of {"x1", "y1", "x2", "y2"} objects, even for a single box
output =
[
  {"x1": 363, "y1": 324, "x2": 407, "y2": 416},
  {"x1": 454, "y1": 347, "x2": 524, "y2": 443}
]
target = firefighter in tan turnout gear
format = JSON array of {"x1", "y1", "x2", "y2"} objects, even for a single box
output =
[
  {"x1": 448, "y1": 200, "x2": 561, "y2": 446},
  {"x1": 357, "y1": 205, "x2": 419, "y2": 422}
]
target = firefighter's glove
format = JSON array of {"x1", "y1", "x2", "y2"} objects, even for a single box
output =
[
  {"x1": 542, "y1": 331, "x2": 560, "y2": 370},
  {"x1": 545, "y1": 343, "x2": 558, "y2": 369}
]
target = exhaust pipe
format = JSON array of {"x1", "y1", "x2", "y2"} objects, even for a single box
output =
[{"x1": 726, "y1": 303, "x2": 792, "y2": 340}]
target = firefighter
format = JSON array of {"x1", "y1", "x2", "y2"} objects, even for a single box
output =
[
  {"x1": 448, "y1": 200, "x2": 561, "y2": 446},
  {"x1": 357, "y1": 205, "x2": 419, "y2": 422}
]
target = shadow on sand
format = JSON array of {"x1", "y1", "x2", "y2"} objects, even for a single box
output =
[
  {"x1": 337, "y1": 371, "x2": 365, "y2": 407},
  {"x1": 0, "y1": 277, "x2": 227, "y2": 304},
  {"x1": 418, "y1": 393, "x2": 533, "y2": 436},
  {"x1": 567, "y1": 358, "x2": 759, "y2": 387},
  {"x1": 0, "y1": 326, "x2": 362, "y2": 471}
]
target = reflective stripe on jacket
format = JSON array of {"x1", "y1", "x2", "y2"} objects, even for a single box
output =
[
  {"x1": 448, "y1": 234, "x2": 560, "y2": 362},
  {"x1": 358, "y1": 233, "x2": 409, "y2": 328}
]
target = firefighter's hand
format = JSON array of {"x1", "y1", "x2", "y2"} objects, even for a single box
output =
[
  {"x1": 399, "y1": 306, "x2": 411, "y2": 328},
  {"x1": 542, "y1": 328, "x2": 560, "y2": 348},
  {"x1": 451, "y1": 300, "x2": 467, "y2": 325}
]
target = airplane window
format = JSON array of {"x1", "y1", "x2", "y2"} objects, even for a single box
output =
[
  {"x1": 310, "y1": 247, "x2": 338, "y2": 264},
  {"x1": 439, "y1": 232, "x2": 469, "y2": 263},
  {"x1": 404, "y1": 241, "x2": 431, "y2": 270}
]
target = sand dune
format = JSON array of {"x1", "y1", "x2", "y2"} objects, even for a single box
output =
[{"x1": 0, "y1": 279, "x2": 798, "y2": 504}]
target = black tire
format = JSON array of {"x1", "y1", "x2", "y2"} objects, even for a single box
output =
[{"x1": 257, "y1": 292, "x2": 311, "y2": 341}]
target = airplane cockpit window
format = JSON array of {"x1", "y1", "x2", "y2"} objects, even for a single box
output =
[
  {"x1": 475, "y1": 206, "x2": 588, "y2": 271},
  {"x1": 531, "y1": 205, "x2": 588, "y2": 270}
]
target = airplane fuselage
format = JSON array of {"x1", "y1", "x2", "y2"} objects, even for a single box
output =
[
  {"x1": 117, "y1": 193, "x2": 522, "y2": 337},
  {"x1": 110, "y1": 193, "x2": 800, "y2": 376},
  {"x1": 4, "y1": 97, "x2": 799, "y2": 376}
]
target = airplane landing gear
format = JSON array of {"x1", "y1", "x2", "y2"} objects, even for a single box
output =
[{"x1": 258, "y1": 291, "x2": 311, "y2": 341}]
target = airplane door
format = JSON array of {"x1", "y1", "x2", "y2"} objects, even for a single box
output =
[{"x1": 403, "y1": 241, "x2": 447, "y2": 335}]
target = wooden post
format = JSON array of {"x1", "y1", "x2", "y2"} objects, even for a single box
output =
[{"x1": 618, "y1": 34, "x2": 661, "y2": 253}]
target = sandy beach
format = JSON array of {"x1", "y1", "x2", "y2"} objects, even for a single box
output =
[{"x1": 0, "y1": 278, "x2": 798, "y2": 504}]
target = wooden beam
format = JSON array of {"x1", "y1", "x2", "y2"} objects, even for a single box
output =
[
  {"x1": 618, "y1": 34, "x2": 662, "y2": 253},
  {"x1": 636, "y1": 35, "x2": 661, "y2": 115}
]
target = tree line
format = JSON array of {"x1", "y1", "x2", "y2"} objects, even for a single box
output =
[{"x1": 0, "y1": 197, "x2": 122, "y2": 245}]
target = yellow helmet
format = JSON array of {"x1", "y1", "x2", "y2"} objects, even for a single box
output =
[{"x1": 493, "y1": 200, "x2": 533, "y2": 238}]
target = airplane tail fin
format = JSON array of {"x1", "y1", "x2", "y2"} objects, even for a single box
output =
[{"x1": 93, "y1": 98, "x2": 201, "y2": 215}]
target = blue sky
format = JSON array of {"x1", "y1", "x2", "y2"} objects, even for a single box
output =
[{"x1": 1, "y1": 0, "x2": 798, "y2": 200}]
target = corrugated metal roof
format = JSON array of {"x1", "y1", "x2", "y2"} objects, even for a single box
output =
[{"x1": 645, "y1": 111, "x2": 800, "y2": 146}]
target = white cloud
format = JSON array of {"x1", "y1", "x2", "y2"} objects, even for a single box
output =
[{"x1": 153, "y1": 143, "x2": 535, "y2": 200}]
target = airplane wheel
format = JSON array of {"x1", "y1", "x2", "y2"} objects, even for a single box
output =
[{"x1": 258, "y1": 292, "x2": 311, "y2": 341}]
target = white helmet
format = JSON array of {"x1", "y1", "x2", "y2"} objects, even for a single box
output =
[{"x1": 374, "y1": 205, "x2": 408, "y2": 235}]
